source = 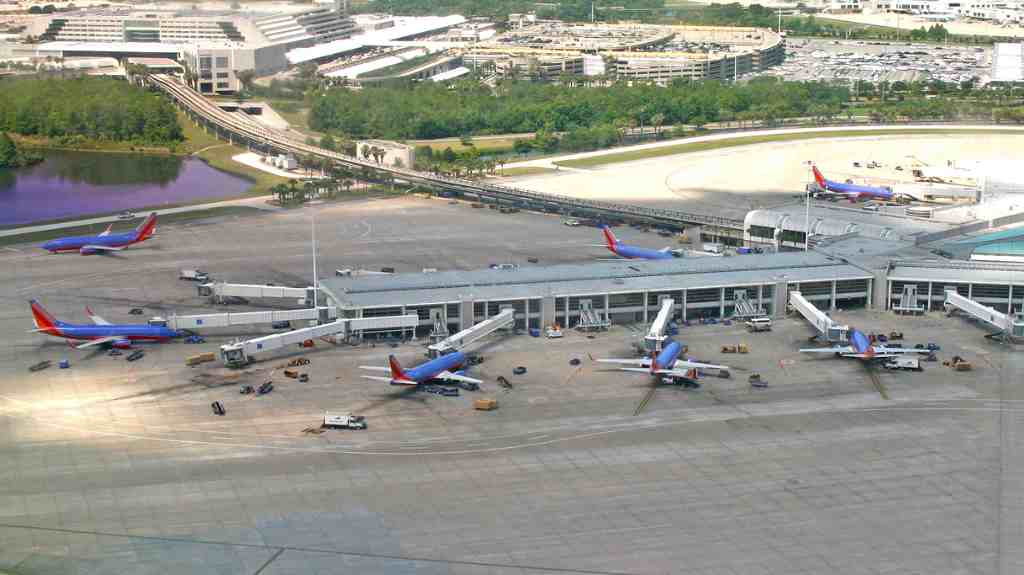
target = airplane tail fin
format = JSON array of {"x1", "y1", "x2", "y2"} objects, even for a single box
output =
[
  {"x1": 388, "y1": 354, "x2": 408, "y2": 381},
  {"x1": 134, "y1": 212, "x2": 157, "y2": 242},
  {"x1": 29, "y1": 299, "x2": 60, "y2": 332},
  {"x1": 602, "y1": 226, "x2": 618, "y2": 251},
  {"x1": 811, "y1": 165, "x2": 827, "y2": 188}
]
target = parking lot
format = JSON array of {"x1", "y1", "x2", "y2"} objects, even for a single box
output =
[
  {"x1": 0, "y1": 198, "x2": 1020, "y2": 574},
  {"x1": 761, "y1": 38, "x2": 990, "y2": 84}
]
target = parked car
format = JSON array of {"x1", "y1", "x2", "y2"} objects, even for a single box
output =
[
  {"x1": 126, "y1": 350, "x2": 145, "y2": 362},
  {"x1": 211, "y1": 401, "x2": 226, "y2": 416},
  {"x1": 257, "y1": 381, "x2": 273, "y2": 395},
  {"x1": 117, "y1": 210, "x2": 136, "y2": 220},
  {"x1": 129, "y1": 308, "x2": 144, "y2": 315}
]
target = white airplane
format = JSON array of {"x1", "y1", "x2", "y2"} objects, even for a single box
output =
[
  {"x1": 597, "y1": 340, "x2": 729, "y2": 387},
  {"x1": 800, "y1": 328, "x2": 931, "y2": 360}
]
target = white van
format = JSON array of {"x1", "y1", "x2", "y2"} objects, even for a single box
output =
[{"x1": 744, "y1": 317, "x2": 773, "y2": 332}]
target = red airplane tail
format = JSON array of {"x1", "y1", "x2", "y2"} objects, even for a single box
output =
[
  {"x1": 811, "y1": 165, "x2": 827, "y2": 188},
  {"x1": 388, "y1": 354, "x2": 408, "y2": 381},
  {"x1": 134, "y1": 212, "x2": 157, "y2": 242},
  {"x1": 29, "y1": 299, "x2": 59, "y2": 332},
  {"x1": 602, "y1": 227, "x2": 618, "y2": 252}
]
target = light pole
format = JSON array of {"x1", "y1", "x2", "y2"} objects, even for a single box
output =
[{"x1": 804, "y1": 160, "x2": 812, "y2": 252}]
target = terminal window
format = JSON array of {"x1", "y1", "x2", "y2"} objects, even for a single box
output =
[
  {"x1": 216, "y1": 72, "x2": 228, "y2": 78},
  {"x1": 199, "y1": 56, "x2": 212, "y2": 69},
  {"x1": 215, "y1": 56, "x2": 229, "y2": 68}
]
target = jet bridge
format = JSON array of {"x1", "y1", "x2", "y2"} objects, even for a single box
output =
[
  {"x1": 219, "y1": 314, "x2": 419, "y2": 366},
  {"x1": 789, "y1": 290, "x2": 848, "y2": 343},
  {"x1": 198, "y1": 282, "x2": 316, "y2": 305},
  {"x1": 944, "y1": 289, "x2": 1024, "y2": 340},
  {"x1": 644, "y1": 298, "x2": 674, "y2": 352},
  {"x1": 165, "y1": 307, "x2": 337, "y2": 330},
  {"x1": 427, "y1": 308, "x2": 515, "y2": 358}
]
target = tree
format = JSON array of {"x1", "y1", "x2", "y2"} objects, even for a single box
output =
[
  {"x1": 0, "y1": 132, "x2": 18, "y2": 168},
  {"x1": 236, "y1": 69, "x2": 256, "y2": 91},
  {"x1": 651, "y1": 113, "x2": 665, "y2": 139},
  {"x1": 320, "y1": 133, "x2": 336, "y2": 151},
  {"x1": 360, "y1": 144, "x2": 371, "y2": 160}
]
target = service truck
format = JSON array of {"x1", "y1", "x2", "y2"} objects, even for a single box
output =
[
  {"x1": 322, "y1": 413, "x2": 367, "y2": 430},
  {"x1": 883, "y1": 356, "x2": 922, "y2": 372},
  {"x1": 179, "y1": 269, "x2": 210, "y2": 282}
]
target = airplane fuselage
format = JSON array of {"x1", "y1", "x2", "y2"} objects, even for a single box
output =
[
  {"x1": 42, "y1": 232, "x2": 145, "y2": 254},
  {"x1": 821, "y1": 178, "x2": 893, "y2": 201},
  {"x1": 611, "y1": 243, "x2": 675, "y2": 260},
  {"x1": 44, "y1": 323, "x2": 178, "y2": 342},
  {"x1": 654, "y1": 341, "x2": 683, "y2": 371},
  {"x1": 404, "y1": 351, "x2": 467, "y2": 384}
]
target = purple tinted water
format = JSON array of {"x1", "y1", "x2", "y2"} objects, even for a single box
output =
[{"x1": 1, "y1": 150, "x2": 252, "y2": 226}]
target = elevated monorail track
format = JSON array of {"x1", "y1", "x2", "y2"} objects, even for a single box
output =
[{"x1": 148, "y1": 74, "x2": 744, "y2": 234}]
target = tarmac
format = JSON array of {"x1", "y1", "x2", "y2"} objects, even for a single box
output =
[
  {"x1": 504, "y1": 129, "x2": 1024, "y2": 220},
  {"x1": 0, "y1": 196, "x2": 1020, "y2": 574}
]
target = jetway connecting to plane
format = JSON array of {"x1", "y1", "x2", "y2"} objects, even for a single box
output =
[
  {"x1": 198, "y1": 282, "x2": 318, "y2": 305},
  {"x1": 219, "y1": 314, "x2": 420, "y2": 367},
  {"x1": 943, "y1": 289, "x2": 1024, "y2": 340},
  {"x1": 644, "y1": 298, "x2": 674, "y2": 352},
  {"x1": 789, "y1": 290, "x2": 849, "y2": 343},
  {"x1": 161, "y1": 307, "x2": 338, "y2": 331},
  {"x1": 427, "y1": 308, "x2": 515, "y2": 358}
]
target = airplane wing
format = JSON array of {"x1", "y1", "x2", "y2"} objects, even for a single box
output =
[
  {"x1": 596, "y1": 358, "x2": 653, "y2": 367},
  {"x1": 74, "y1": 336, "x2": 128, "y2": 350},
  {"x1": 358, "y1": 366, "x2": 390, "y2": 372},
  {"x1": 659, "y1": 246, "x2": 672, "y2": 252},
  {"x1": 670, "y1": 359, "x2": 729, "y2": 371},
  {"x1": 437, "y1": 370, "x2": 483, "y2": 385},
  {"x1": 85, "y1": 307, "x2": 112, "y2": 325},
  {"x1": 871, "y1": 346, "x2": 931, "y2": 355},
  {"x1": 618, "y1": 367, "x2": 656, "y2": 374},
  {"x1": 80, "y1": 244, "x2": 125, "y2": 252},
  {"x1": 799, "y1": 346, "x2": 855, "y2": 354},
  {"x1": 99, "y1": 224, "x2": 113, "y2": 237},
  {"x1": 361, "y1": 375, "x2": 417, "y2": 385}
]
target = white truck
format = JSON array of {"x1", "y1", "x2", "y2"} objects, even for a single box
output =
[
  {"x1": 883, "y1": 356, "x2": 922, "y2": 372},
  {"x1": 744, "y1": 317, "x2": 773, "y2": 332},
  {"x1": 179, "y1": 269, "x2": 210, "y2": 282},
  {"x1": 322, "y1": 413, "x2": 367, "y2": 430}
]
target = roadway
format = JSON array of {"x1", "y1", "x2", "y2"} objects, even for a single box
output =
[{"x1": 147, "y1": 74, "x2": 745, "y2": 232}]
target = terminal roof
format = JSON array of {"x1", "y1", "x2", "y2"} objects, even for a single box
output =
[{"x1": 320, "y1": 251, "x2": 873, "y2": 309}]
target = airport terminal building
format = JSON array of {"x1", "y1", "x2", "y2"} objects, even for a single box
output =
[{"x1": 320, "y1": 252, "x2": 874, "y2": 336}]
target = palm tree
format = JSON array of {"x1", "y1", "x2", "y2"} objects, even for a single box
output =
[{"x1": 651, "y1": 113, "x2": 665, "y2": 139}]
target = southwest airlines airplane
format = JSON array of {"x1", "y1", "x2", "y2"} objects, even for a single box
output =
[
  {"x1": 29, "y1": 299, "x2": 180, "y2": 349},
  {"x1": 599, "y1": 227, "x2": 675, "y2": 260},
  {"x1": 359, "y1": 352, "x2": 483, "y2": 387},
  {"x1": 811, "y1": 166, "x2": 893, "y2": 201},
  {"x1": 41, "y1": 212, "x2": 157, "y2": 255}
]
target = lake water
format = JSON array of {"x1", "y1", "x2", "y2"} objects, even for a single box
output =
[{"x1": 0, "y1": 150, "x2": 253, "y2": 226}]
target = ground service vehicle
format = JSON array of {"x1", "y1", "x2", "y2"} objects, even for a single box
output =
[
  {"x1": 745, "y1": 317, "x2": 773, "y2": 332},
  {"x1": 126, "y1": 350, "x2": 145, "y2": 362},
  {"x1": 322, "y1": 413, "x2": 367, "y2": 430},
  {"x1": 884, "y1": 357, "x2": 923, "y2": 371},
  {"x1": 179, "y1": 269, "x2": 210, "y2": 282}
]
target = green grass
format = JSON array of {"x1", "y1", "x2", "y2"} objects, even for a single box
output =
[
  {"x1": 410, "y1": 136, "x2": 522, "y2": 154},
  {"x1": 177, "y1": 110, "x2": 288, "y2": 196},
  {"x1": 498, "y1": 166, "x2": 557, "y2": 177},
  {"x1": 0, "y1": 206, "x2": 265, "y2": 247},
  {"x1": 555, "y1": 128, "x2": 1024, "y2": 168}
]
